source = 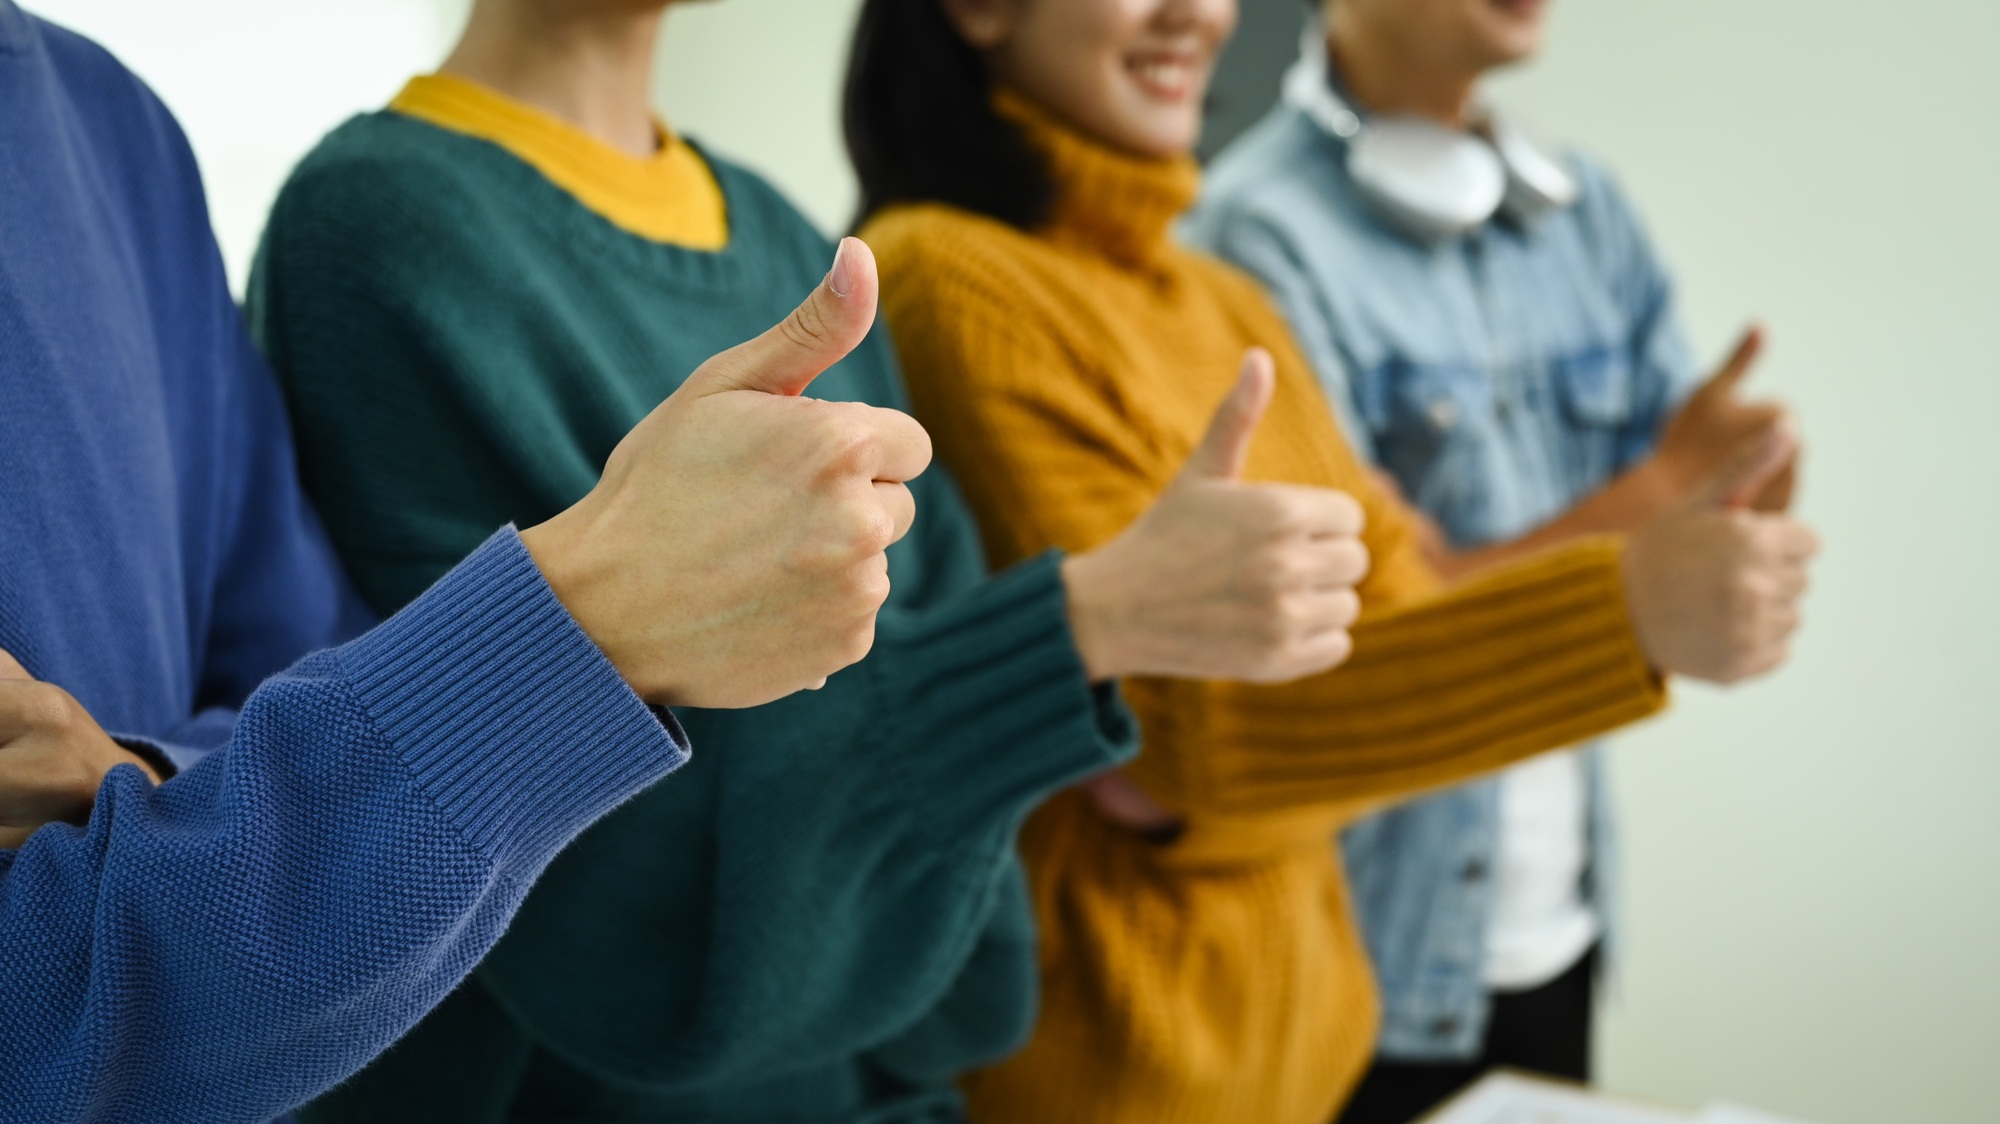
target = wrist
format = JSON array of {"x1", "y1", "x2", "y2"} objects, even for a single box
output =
[
  {"x1": 1641, "y1": 450, "x2": 1698, "y2": 501},
  {"x1": 1060, "y1": 550, "x2": 1132, "y2": 683},
  {"x1": 518, "y1": 514, "x2": 588, "y2": 633},
  {"x1": 1617, "y1": 456, "x2": 1686, "y2": 522},
  {"x1": 107, "y1": 737, "x2": 171, "y2": 785},
  {"x1": 519, "y1": 510, "x2": 668, "y2": 702},
  {"x1": 1617, "y1": 532, "x2": 1670, "y2": 678}
]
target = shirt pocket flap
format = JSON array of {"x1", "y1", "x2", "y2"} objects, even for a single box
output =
[
  {"x1": 1555, "y1": 348, "x2": 1635, "y2": 427},
  {"x1": 1382, "y1": 360, "x2": 1493, "y2": 439}
]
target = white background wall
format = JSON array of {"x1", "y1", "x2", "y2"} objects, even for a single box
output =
[
  {"x1": 1487, "y1": 5, "x2": 2000, "y2": 1122},
  {"x1": 28, "y1": 0, "x2": 471, "y2": 293},
  {"x1": 651, "y1": 0, "x2": 867, "y2": 234},
  {"x1": 33, "y1": 0, "x2": 1996, "y2": 1120}
]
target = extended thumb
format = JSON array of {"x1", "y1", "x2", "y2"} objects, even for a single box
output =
[
  {"x1": 1695, "y1": 417, "x2": 1797, "y2": 510},
  {"x1": 1182, "y1": 348, "x2": 1275, "y2": 481},
  {"x1": 686, "y1": 237, "x2": 880, "y2": 398},
  {"x1": 0, "y1": 649, "x2": 26, "y2": 681},
  {"x1": 1703, "y1": 324, "x2": 1765, "y2": 395}
]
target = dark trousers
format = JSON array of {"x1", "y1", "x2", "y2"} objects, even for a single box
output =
[{"x1": 1334, "y1": 946, "x2": 1598, "y2": 1124}]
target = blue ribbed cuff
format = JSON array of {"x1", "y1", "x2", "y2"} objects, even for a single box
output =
[{"x1": 337, "y1": 527, "x2": 689, "y2": 870}]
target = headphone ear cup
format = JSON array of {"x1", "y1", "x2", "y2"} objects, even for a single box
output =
[
  {"x1": 1491, "y1": 116, "x2": 1581, "y2": 224},
  {"x1": 1346, "y1": 117, "x2": 1506, "y2": 241}
]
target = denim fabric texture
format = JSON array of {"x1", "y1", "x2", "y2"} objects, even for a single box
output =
[{"x1": 1187, "y1": 102, "x2": 1696, "y2": 1060}]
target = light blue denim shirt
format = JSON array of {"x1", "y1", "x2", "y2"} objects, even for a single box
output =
[{"x1": 1186, "y1": 102, "x2": 1695, "y2": 1061}]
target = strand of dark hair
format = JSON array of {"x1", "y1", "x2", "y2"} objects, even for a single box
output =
[{"x1": 842, "y1": 0, "x2": 1055, "y2": 232}]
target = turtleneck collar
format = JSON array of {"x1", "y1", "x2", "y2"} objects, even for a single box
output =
[{"x1": 993, "y1": 87, "x2": 1200, "y2": 270}]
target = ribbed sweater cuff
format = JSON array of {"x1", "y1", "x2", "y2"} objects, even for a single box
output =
[
  {"x1": 337, "y1": 527, "x2": 689, "y2": 870},
  {"x1": 1207, "y1": 536, "x2": 1666, "y2": 803},
  {"x1": 872, "y1": 551, "x2": 1137, "y2": 842}
]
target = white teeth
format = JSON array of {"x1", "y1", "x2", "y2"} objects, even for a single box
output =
[{"x1": 1134, "y1": 61, "x2": 1194, "y2": 94}]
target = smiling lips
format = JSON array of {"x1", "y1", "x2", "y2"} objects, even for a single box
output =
[{"x1": 1128, "y1": 53, "x2": 1204, "y2": 103}]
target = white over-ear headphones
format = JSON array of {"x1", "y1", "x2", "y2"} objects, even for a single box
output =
[{"x1": 1280, "y1": 27, "x2": 1578, "y2": 241}]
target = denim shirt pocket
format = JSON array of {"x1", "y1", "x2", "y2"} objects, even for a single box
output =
[
  {"x1": 1552, "y1": 347, "x2": 1637, "y2": 485},
  {"x1": 1554, "y1": 347, "x2": 1636, "y2": 426},
  {"x1": 1363, "y1": 359, "x2": 1499, "y2": 539}
]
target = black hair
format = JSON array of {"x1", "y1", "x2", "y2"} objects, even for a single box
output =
[{"x1": 842, "y1": 0, "x2": 1055, "y2": 231}]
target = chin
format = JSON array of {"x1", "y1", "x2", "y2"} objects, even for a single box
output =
[
  {"x1": 1469, "y1": 24, "x2": 1545, "y2": 66},
  {"x1": 1471, "y1": 0, "x2": 1549, "y2": 64},
  {"x1": 1101, "y1": 84, "x2": 1206, "y2": 158},
  {"x1": 1118, "y1": 115, "x2": 1201, "y2": 159}
]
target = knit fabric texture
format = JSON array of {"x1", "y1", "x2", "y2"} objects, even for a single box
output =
[
  {"x1": 249, "y1": 101, "x2": 1136, "y2": 1122},
  {"x1": 0, "y1": 11, "x2": 689, "y2": 1119},
  {"x1": 861, "y1": 90, "x2": 1669, "y2": 1124}
]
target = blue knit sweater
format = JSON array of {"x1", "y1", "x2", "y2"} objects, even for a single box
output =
[{"x1": 0, "y1": 8, "x2": 688, "y2": 1119}]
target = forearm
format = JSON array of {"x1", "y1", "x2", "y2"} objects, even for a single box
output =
[
  {"x1": 0, "y1": 530, "x2": 686, "y2": 1121},
  {"x1": 1433, "y1": 460, "x2": 1677, "y2": 581}
]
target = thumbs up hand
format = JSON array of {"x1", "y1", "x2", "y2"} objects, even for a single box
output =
[
  {"x1": 522, "y1": 238, "x2": 934, "y2": 709},
  {"x1": 1652, "y1": 326, "x2": 1799, "y2": 513},
  {"x1": 1061, "y1": 349, "x2": 1371, "y2": 684},
  {"x1": 1621, "y1": 423, "x2": 1820, "y2": 684}
]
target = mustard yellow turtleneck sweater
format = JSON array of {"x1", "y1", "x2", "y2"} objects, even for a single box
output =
[{"x1": 861, "y1": 94, "x2": 1669, "y2": 1124}]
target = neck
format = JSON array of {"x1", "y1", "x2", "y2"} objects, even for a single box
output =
[
  {"x1": 1324, "y1": 12, "x2": 1479, "y2": 127},
  {"x1": 441, "y1": 0, "x2": 664, "y2": 158}
]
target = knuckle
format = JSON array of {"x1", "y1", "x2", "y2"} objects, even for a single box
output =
[
  {"x1": 1276, "y1": 590, "x2": 1320, "y2": 631},
  {"x1": 1244, "y1": 654, "x2": 1291, "y2": 685},
  {"x1": 1266, "y1": 547, "x2": 1314, "y2": 591},
  {"x1": 1322, "y1": 629, "x2": 1356, "y2": 670},
  {"x1": 1725, "y1": 519, "x2": 1759, "y2": 554},
  {"x1": 845, "y1": 500, "x2": 897, "y2": 557},
  {"x1": 1331, "y1": 540, "x2": 1372, "y2": 585},
  {"x1": 1254, "y1": 607, "x2": 1292, "y2": 648},
  {"x1": 1274, "y1": 628, "x2": 1354, "y2": 681},
  {"x1": 1328, "y1": 588, "x2": 1363, "y2": 628},
  {"x1": 813, "y1": 411, "x2": 879, "y2": 476},
  {"x1": 1328, "y1": 490, "x2": 1367, "y2": 534},
  {"x1": 1731, "y1": 616, "x2": 1761, "y2": 654},
  {"x1": 836, "y1": 618, "x2": 878, "y2": 668},
  {"x1": 21, "y1": 683, "x2": 77, "y2": 734},
  {"x1": 847, "y1": 561, "x2": 892, "y2": 611},
  {"x1": 1272, "y1": 641, "x2": 1314, "y2": 680},
  {"x1": 1736, "y1": 647, "x2": 1774, "y2": 682},
  {"x1": 808, "y1": 491, "x2": 893, "y2": 567},
  {"x1": 1253, "y1": 490, "x2": 1303, "y2": 536},
  {"x1": 1244, "y1": 555, "x2": 1292, "y2": 605},
  {"x1": 1728, "y1": 571, "x2": 1763, "y2": 612}
]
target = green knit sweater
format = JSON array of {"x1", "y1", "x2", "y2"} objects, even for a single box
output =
[{"x1": 248, "y1": 112, "x2": 1136, "y2": 1123}]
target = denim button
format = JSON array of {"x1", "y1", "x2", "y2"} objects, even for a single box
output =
[
  {"x1": 1430, "y1": 1016, "x2": 1460, "y2": 1038},
  {"x1": 1460, "y1": 858, "x2": 1488, "y2": 882}
]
